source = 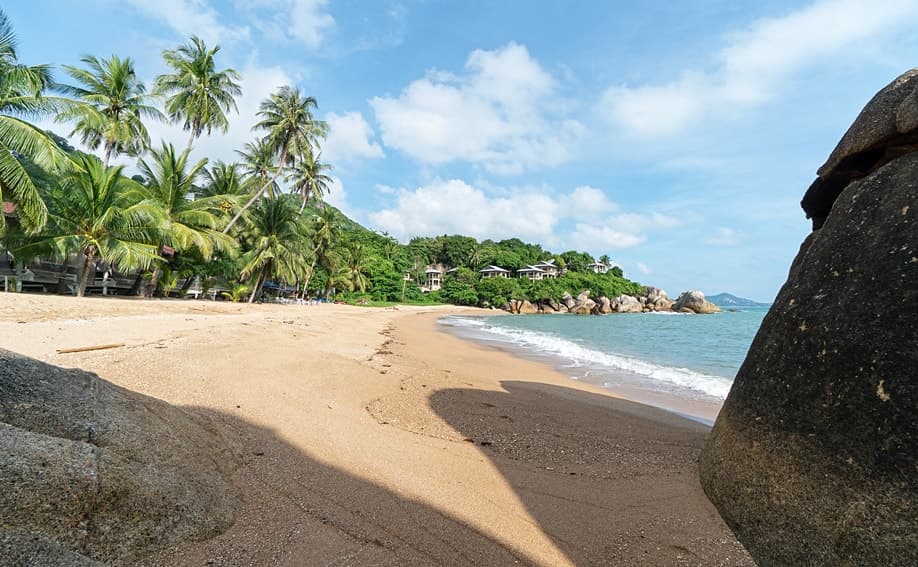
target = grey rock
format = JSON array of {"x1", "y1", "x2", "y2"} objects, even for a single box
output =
[
  {"x1": 802, "y1": 68, "x2": 918, "y2": 228},
  {"x1": 613, "y1": 294, "x2": 643, "y2": 314},
  {"x1": 643, "y1": 286, "x2": 669, "y2": 303},
  {"x1": 0, "y1": 350, "x2": 239, "y2": 565},
  {"x1": 518, "y1": 300, "x2": 539, "y2": 315},
  {"x1": 561, "y1": 292, "x2": 576, "y2": 309},
  {"x1": 575, "y1": 290, "x2": 591, "y2": 304},
  {"x1": 597, "y1": 296, "x2": 612, "y2": 314},
  {"x1": 571, "y1": 299, "x2": 596, "y2": 315},
  {"x1": 672, "y1": 290, "x2": 720, "y2": 314},
  {"x1": 700, "y1": 153, "x2": 918, "y2": 566}
]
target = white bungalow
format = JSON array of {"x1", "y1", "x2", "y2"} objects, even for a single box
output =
[
  {"x1": 516, "y1": 265, "x2": 547, "y2": 281},
  {"x1": 424, "y1": 268, "x2": 443, "y2": 291},
  {"x1": 532, "y1": 259, "x2": 560, "y2": 278},
  {"x1": 587, "y1": 261, "x2": 609, "y2": 274},
  {"x1": 479, "y1": 265, "x2": 510, "y2": 279}
]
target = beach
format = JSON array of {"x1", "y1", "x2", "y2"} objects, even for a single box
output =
[{"x1": 0, "y1": 294, "x2": 751, "y2": 565}]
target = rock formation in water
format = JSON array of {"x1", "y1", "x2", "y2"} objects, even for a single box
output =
[
  {"x1": 672, "y1": 290, "x2": 720, "y2": 314},
  {"x1": 0, "y1": 350, "x2": 239, "y2": 564},
  {"x1": 700, "y1": 69, "x2": 918, "y2": 566}
]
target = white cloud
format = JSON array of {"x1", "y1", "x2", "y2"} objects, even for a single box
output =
[
  {"x1": 237, "y1": 0, "x2": 335, "y2": 48},
  {"x1": 323, "y1": 111, "x2": 384, "y2": 162},
  {"x1": 288, "y1": 0, "x2": 336, "y2": 48},
  {"x1": 600, "y1": 0, "x2": 918, "y2": 138},
  {"x1": 564, "y1": 185, "x2": 619, "y2": 218},
  {"x1": 636, "y1": 262, "x2": 653, "y2": 275},
  {"x1": 367, "y1": 178, "x2": 677, "y2": 252},
  {"x1": 704, "y1": 227, "x2": 741, "y2": 246},
  {"x1": 126, "y1": 0, "x2": 250, "y2": 45},
  {"x1": 324, "y1": 175, "x2": 351, "y2": 214},
  {"x1": 370, "y1": 43, "x2": 583, "y2": 174}
]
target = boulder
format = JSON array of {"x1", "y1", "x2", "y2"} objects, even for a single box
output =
[
  {"x1": 518, "y1": 300, "x2": 539, "y2": 315},
  {"x1": 597, "y1": 296, "x2": 612, "y2": 314},
  {"x1": 613, "y1": 294, "x2": 643, "y2": 313},
  {"x1": 700, "y1": 78, "x2": 918, "y2": 565},
  {"x1": 672, "y1": 290, "x2": 720, "y2": 314},
  {"x1": 575, "y1": 290, "x2": 591, "y2": 304},
  {"x1": 802, "y1": 68, "x2": 918, "y2": 229},
  {"x1": 0, "y1": 350, "x2": 238, "y2": 564},
  {"x1": 644, "y1": 286, "x2": 669, "y2": 303},
  {"x1": 571, "y1": 299, "x2": 595, "y2": 315},
  {"x1": 560, "y1": 292, "x2": 576, "y2": 310}
]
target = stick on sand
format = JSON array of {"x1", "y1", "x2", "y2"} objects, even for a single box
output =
[{"x1": 56, "y1": 343, "x2": 126, "y2": 354}]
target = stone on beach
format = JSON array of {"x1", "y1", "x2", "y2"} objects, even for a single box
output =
[
  {"x1": 700, "y1": 69, "x2": 918, "y2": 566},
  {"x1": 0, "y1": 350, "x2": 238, "y2": 564}
]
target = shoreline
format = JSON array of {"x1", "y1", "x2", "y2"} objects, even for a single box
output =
[
  {"x1": 436, "y1": 312, "x2": 726, "y2": 424},
  {"x1": 0, "y1": 294, "x2": 750, "y2": 564}
]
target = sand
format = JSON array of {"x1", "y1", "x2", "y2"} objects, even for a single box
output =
[{"x1": 0, "y1": 294, "x2": 751, "y2": 565}]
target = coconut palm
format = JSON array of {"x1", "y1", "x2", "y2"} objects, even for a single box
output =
[
  {"x1": 288, "y1": 149, "x2": 332, "y2": 212},
  {"x1": 0, "y1": 7, "x2": 71, "y2": 232},
  {"x1": 58, "y1": 55, "x2": 164, "y2": 167},
  {"x1": 200, "y1": 160, "x2": 248, "y2": 197},
  {"x1": 153, "y1": 36, "x2": 242, "y2": 151},
  {"x1": 21, "y1": 153, "x2": 162, "y2": 296},
  {"x1": 136, "y1": 143, "x2": 238, "y2": 294},
  {"x1": 236, "y1": 139, "x2": 279, "y2": 197},
  {"x1": 223, "y1": 86, "x2": 328, "y2": 233},
  {"x1": 239, "y1": 195, "x2": 310, "y2": 303},
  {"x1": 301, "y1": 205, "x2": 341, "y2": 295},
  {"x1": 340, "y1": 241, "x2": 370, "y2": 293}
]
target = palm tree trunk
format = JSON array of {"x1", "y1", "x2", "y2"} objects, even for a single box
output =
[
  {"x1": 186, "y1": 131, "x2": 196, "y2": 152},
  {"x1": 103, "y1": 145, "x2": 113, "y2": 169},
  {"x1": 145, "y1": 265, "x2": 162, "y2": 298},
  {"x1": 298, "y1": 188, "x2": 312, "y2": 214},
  {"x1": 223, "y1": 148, "x2": 289, "y2": 234},
  {"x1": 248, "y1": 265, "x2": 267, "y2": 304},
  {"x1": 77, "y1": 249, "x2": 96, "y2": 298}
]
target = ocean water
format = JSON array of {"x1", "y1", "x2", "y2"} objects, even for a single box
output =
[{"x1": 439, "y1": 307, "x2": 770, "y2": 410}]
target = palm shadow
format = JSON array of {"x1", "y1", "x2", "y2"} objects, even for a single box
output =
[{"x1": 428, "y1": 381, "x2": 752, "y2": 565}]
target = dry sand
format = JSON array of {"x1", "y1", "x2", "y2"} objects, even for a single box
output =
[{"x1": 0, "y1": 294, "x2": 751, "y2": 565}]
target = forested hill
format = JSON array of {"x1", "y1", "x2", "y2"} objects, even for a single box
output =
[{"x1": 317, "y1": 204, "x2": 645, "y2": 307}]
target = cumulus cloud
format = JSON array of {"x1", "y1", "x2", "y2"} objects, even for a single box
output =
[
  {"x1": 126, "y1": 0, "x2": 250, "y2": 45},
  {"x1": 237, "y1": 0, "x2": 335, "y2": 48},
  {"x1": 370, "y1": 43, "x2": 583, "y2": 174},
  {"x1": 323, "y1": 111, "x2": 384, "y2": 163},
  {"x1": 600, "y1": 0, "x2": 918, "y2": 138},
  {"x1": 636, "y1": 262, "x2": 653, "y2": 275},
  {"x1": 704, "y1": 227, "x2": 741, "y2": 246},
  {"x1": 367, "y1": 178, "x2": 677, "y2": 252}
]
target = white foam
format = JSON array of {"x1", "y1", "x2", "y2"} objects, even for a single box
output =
[{"x1": 442, "y1": 316, "x2": 732, "y2": 399}]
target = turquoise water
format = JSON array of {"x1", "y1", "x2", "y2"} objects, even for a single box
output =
[{"x1": 439, "y1": 307, "x2": 769, "y2": 403}]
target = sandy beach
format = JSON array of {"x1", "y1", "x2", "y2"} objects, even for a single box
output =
[{"x1": 0, "y1": 294, "x2": 751, "y2": 565}]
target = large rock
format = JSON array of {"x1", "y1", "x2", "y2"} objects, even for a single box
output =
[
  {"x1": 560, "y1": 292, "x2": 576, "y2": 310},
  {"x1": 612, "y1": 294, "x2": 643, "y2": 313},
  {"x1": 0, "y1": 350, "x2": 239, "y2": 564},
  {"x1": 801, "y1": 68, "x2": 918, "y2": 229},
  {"x1": 700, "y1": 100, "x2": 918, "y2": 563},
  {"x1": 518, "y1": 300, "x2": 539, "y2": 314},
  {"x1": 672, "y1": 290, "x2": 720, "y2": 314},
  {"x1": 596, "y1": 296, "x2": 612, "y2": 314}
]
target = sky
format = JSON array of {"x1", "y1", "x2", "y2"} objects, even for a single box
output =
[{"x1": 6, "y1": 0, "x2": 918, "y2": 301}]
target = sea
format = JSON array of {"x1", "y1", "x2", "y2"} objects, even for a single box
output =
[{"x1": 439, "y1": 306, "x2": 770, "y2": 424}]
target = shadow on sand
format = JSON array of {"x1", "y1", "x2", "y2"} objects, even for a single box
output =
[{"x1": 426, "y1": 380, "x2": 752, "y2": 565}]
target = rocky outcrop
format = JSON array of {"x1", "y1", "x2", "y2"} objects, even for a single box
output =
[
  {"x1": 0, "y1": 350, "x2": 239, "y2": 564},
  {"x1": 596, "y1": 296, "x2": 612, "y2": 314},
  {"x1": 801, "y1": 69, "x2": 918, "y2": 229},
  {"x1": 642, "y1": 287, "x2": 674, "y2": 311},
  {"x1": 700, "y1": 70, "x2": 918, "y2": 566},
  {"x1": 672, "y1": 290, "x2": 720, "y2": 314},
  {"x1": 518, "y1": 300, "x2": 538, "y2": 315},
  {"x1": 560, "y1": 292, "x2": 576, "y2": 310},
  {"x1": 569, "y1": 290, "x2": 595, "y2": 315}
]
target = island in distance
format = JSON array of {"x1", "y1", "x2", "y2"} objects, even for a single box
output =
[{"x1": 705, "y1": 293, "x2": 771, "y2": 307}]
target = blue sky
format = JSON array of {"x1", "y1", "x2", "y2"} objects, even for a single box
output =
[{"x1": 7, "y1": 0, "x2": 918, "y2": 301}]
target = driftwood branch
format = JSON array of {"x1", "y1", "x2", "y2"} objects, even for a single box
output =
[{"x1": 56, "y1": 343, "x2": 126, "y2": 354}]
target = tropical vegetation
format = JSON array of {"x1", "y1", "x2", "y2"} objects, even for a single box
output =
[{"x1": 0, "y1": 7, "x2": 643, "y2": 307}]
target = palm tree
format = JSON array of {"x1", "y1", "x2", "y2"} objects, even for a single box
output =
[
  {"x1": 288, "y1": 149, "x2": 332, "y2": 212},
  {"x1": 236, "y1": 139, "x2": 279, "y2": 197},
  {"x1": 58, "y1": 55, "x2": 164, "y2": 167},
  {"x1": 154, "y1": 36, "x2": 242, "y2": 151},
  {"x1": 301, "y1": 205, "x2": 340, "y2": 295},
  {"x1": 223, "y1": 86, "x2": 327, "y2": 233},
  {"x1": 239, "y1": 195, "x2": 310, "y2": 303},
  {"x1": 200, "y1": 160, "x2": 248, "y2": 197},
  {"x1": 20, "y1": 153, "x2": 162, "y2": 296},
  {"x1": 340, "y1": 241, "x2": 370, "y2": 293},
  {"x1": 0, "y1": 7, "x2": 71, "y2": 232},
  {"x1": 137, "y1": 142, "x2": 237, "y2": 295}
]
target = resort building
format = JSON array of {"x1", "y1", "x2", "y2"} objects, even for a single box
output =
[
  {"x1": 479, "y1": 265, "x2": 511, "y2": 279},
  {"x1": 532, "y1": 259, "x2": 560, "y2": 278},
  {"x1": 422, "y1": 265, "x2": 447, "y2": 292},
  {"x1": 516, "y1": 265, "x2": 547, "y2": 281},
  {"x1": 587, "y1": 261, "x2": 609, "y2": 274}
]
